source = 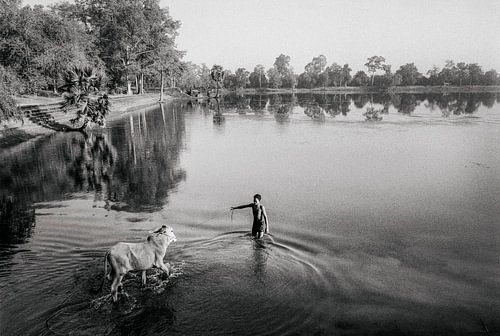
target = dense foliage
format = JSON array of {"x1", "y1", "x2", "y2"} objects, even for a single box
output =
[
  {"x1": 1, "y1": 0, "x2": 499, "y2": 108},
  {"x1": 177, "y1": 55, "x2": 499, "y2": 92},
  {"x1": 60, "y1": 66, "x2": 110, "y2": 130},
  {"x1": 0, "y1": 0, "x2": 182, "y2": 96},
  {"x1": 0, "y1": 66, "x2": 22, "y2": 122}
]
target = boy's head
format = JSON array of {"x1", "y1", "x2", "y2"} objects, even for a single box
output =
[{"x1": 253, "y1": 194, "x2": 261, "y2": 202}]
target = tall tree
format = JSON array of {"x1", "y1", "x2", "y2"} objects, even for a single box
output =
[
  {"x1": 272, "y1": 54, "x2": 295, "y2": 88},
  {"x1": 0, "y1": 65, "x2": 22, "y2": 122},
  {"x1": 267, "y1": 67, "x2": 282, "y2": 89},
  {"x1": 327, "y1": 63, "x2": 342, "y2": 86},
  {"x1": 439, "y1": 60, "x2": 458, "y2": 85},
  {"x1": 456, "y1": 62, "x2": 469, "y2": 86},
  {"x1": 0, "y1": 2, "x2": 98, "y2": 93},
  {"x1": 427, "y1": 65, "x2": 440, "y2": 85},
  {"x1": 67, "y1": 0, "x2": 181, "y2": 94},
  {"x1": 467, "y1": 63, "x2": 483, "y2": 85},
  {"x1": 198, "y1": 63, "x2": 212, "y2": 92},
  {"x1": 177, "y1": 62, "x2": 200, "y2": 91},
  {"x1": 483, "y1": 69, "x2": 498, "y2": 85},
  {"x1": 274, "y1": 54, "x2": 291, "y2": 77},
  {"x1": 304, "y1": 55, "x2": 327, "y2": 87},
  {"x1": 350, "y1": 71, "x2": 369, "y2": 86},
  {"x1": 340, "y1": 64, "x2": 352, "y2": 87},
  {"x1": 364, "y1": 55, "x2": 386, "y2": 86},
  {"x1": 234, "y1": 67, "x2": 250, "y2": 89},
  {"x1": 210, "y1": 64, "x2": 224, "y2": 97},
  {"x1": 248, "y1": 65, "x2": 267, "y2": 88},
  {"x1": 223, "y1": 69, "x2": 237, "y2": 89},
  {"x1": 395, "y1": 63, "x2": 421, "y2": 86},
  {"x1": 60, "y1": 66, "x2": 110, "y2": 131},
  {"x1": 297, "y1": 72, "x2": 314, "y2": 89}
]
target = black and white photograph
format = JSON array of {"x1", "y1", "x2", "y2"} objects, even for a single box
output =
[{"x1": 1, "y1": 0, "x2": 499, "y2": 335}]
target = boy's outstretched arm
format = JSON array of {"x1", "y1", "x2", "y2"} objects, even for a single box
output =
[
  {"x1": 262, "y1": 206, "x2": 270, "y2": 233},
  {"x1": 230, "y1": 203, "x2": 253, "y2": 210}
]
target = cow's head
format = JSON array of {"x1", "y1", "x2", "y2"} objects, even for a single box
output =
[{"x1": 153, "y1": 225, "x2": 177, "y2": 243}]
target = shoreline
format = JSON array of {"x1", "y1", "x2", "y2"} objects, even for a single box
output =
[
  {"x1": 0, "y1": 93, "x2": 174, "y2": 150},
  {"x1": 229, "y1": 85, "x2": 500, "y2": 95},
  {"x1": 2, "y1": 85, "x2": 499, "y2": 149}
]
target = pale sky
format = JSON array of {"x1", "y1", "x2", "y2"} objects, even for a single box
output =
[{"x1": 23, "y1": 0, "x2": 500, "y2": 74}]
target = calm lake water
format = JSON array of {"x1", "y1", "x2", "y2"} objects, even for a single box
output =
[{"x1": 1, "y1": 92, "x2": 499, "y2": 335}]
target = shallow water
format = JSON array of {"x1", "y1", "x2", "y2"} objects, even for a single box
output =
[{"x1": 1, "y1": 92, "x2": 499, "y2": 335}]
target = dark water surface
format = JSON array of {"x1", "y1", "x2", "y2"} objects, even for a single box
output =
[{"x1": 1, "y1": 93, "x2": 499, "y2": 335}]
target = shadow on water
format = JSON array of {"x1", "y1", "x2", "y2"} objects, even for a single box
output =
[
  {"x1": 0, "y1": 102, "x2": 187, "y2": 214},
  {"x1": 0, "y1": 196, "x2": 36, "y2": 245},
  {"x1": 0, "y1": 196, "x2": 36, "y2": 278}
]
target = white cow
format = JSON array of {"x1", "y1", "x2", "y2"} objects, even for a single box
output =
[{"x1": 102, "y1": 225, "x2": 177, "y2": 302}]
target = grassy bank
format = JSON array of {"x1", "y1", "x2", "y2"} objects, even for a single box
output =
[{"x1": 230, "y1": 85, "x2": 500, "y2": 95}]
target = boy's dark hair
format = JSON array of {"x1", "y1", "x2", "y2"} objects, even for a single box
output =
[{"x1": 253, "y1": 194, "x2": 261, "y2": 201}]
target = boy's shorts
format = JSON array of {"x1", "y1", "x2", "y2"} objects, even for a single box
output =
[
  {"x1": 252, "y1": 221, "x2": 265, "y2": 236},
  {"x1": 252, "y1": 227, "x2": 264, "y2": 236}
]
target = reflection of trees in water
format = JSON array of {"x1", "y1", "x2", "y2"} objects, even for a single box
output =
[
  {"x1": 272, "y1": 104, "x2": 293, "y2": 123},
  {"x1": 425, "y1": 92, "x2": 495, "y2": 117},
  {"x1": 268, "y1": 94, "x2": 294, "y2": 123},
  {"x1": 218, "y1": 92, "x2": 491, "y2": 121},
  {"x1": 249, "y1": 95, "x2": 268, "y2": 113},
  {"x1": 363, "y1": 107, "x2": 384, "y2": 121},
  {"x1": 0, "y1": 132, "x2": 91, "y2": 205},
  {"x1": 67, "y1": 133, "x2": 116, "y2": 202},
  {"x1": 213, "y1": 112, "x2": 225, "y2": 126},
  {"x1": 304, "y1": 104, "x2": 326, "y2": 122},
  {"x1": 236, "y1": 97, "x2": 251, "y2": 114},
  {"x1": 352, "y1": 95, "x2": 371, "y2": 109},
  {"x1": 0, "y1": 196, "x2": 35, "y2": 245},
  {"x1": 0, "y1": 196, "x2": 35, "y2": 277},
  {"x1": 206, "y1": 97, "x2": 225, "y2": 125},
  {"x1": 481, "y1": 93, "x2": 496, "y2": 108},
  {"x1": 296, "y1": 93, "x2": 348, "y2": 118},
  {"x1": 325, "y1": 94, "x2": 351, "y2": 117},
  {"x1": 390, "y1": 94, "x2": 420, "y2": 115},
  {"x1": 0, "y1": 103, "x2": 187, "y2": 215},
  {"x1": 110, "y1": 103, "x2": 186, "y2": 212}
]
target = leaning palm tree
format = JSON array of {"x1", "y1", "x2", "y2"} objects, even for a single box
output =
[{"x1": 60, "y1": 66, "x2": 110, "y2": 132}]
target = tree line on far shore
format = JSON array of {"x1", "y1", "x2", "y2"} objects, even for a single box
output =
[
  {"x1": 178, "y1": 55, "x2": 500, "y2": 92},
  {"x1": 1, "y1": 0, "x2": 500, "y2": 122}
]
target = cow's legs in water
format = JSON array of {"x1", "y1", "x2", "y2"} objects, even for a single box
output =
[
  {"x1": 117, "y1": 274, "x2": 124, "y2": 292},
  {"x1": 159, "y1": 261, "x2": 170, "y2": 276},
  {"x1": 142, "y1": 270, "x2": 147, "y2": 285},
  {"x1": 111, "y1": 275, "x2": 120, "y2": 302}
]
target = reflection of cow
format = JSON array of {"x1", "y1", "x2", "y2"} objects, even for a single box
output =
[{"x1": 102, "y1": 225, "x2": 177, "y2": 302}]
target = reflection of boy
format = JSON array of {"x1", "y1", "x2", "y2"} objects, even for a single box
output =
[{"x1": 230, "y1": 194, "x2": 269, "y2": 238}]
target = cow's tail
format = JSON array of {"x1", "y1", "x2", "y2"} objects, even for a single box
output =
[{"x1": 93, "y1": 250, "x2": 110, "y2": 294}]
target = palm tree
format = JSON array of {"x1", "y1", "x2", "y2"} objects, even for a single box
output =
[
  {"x1": 60, "y1": 66, "x2": 110, "y2": 132},
  {"x1": 210, "y1": 65, "x2": 225, "y2": 98}
]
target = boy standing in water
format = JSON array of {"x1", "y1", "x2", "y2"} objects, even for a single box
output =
[{"x1": 231, "y1": 194, "x2": 269, "y2": 238}]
